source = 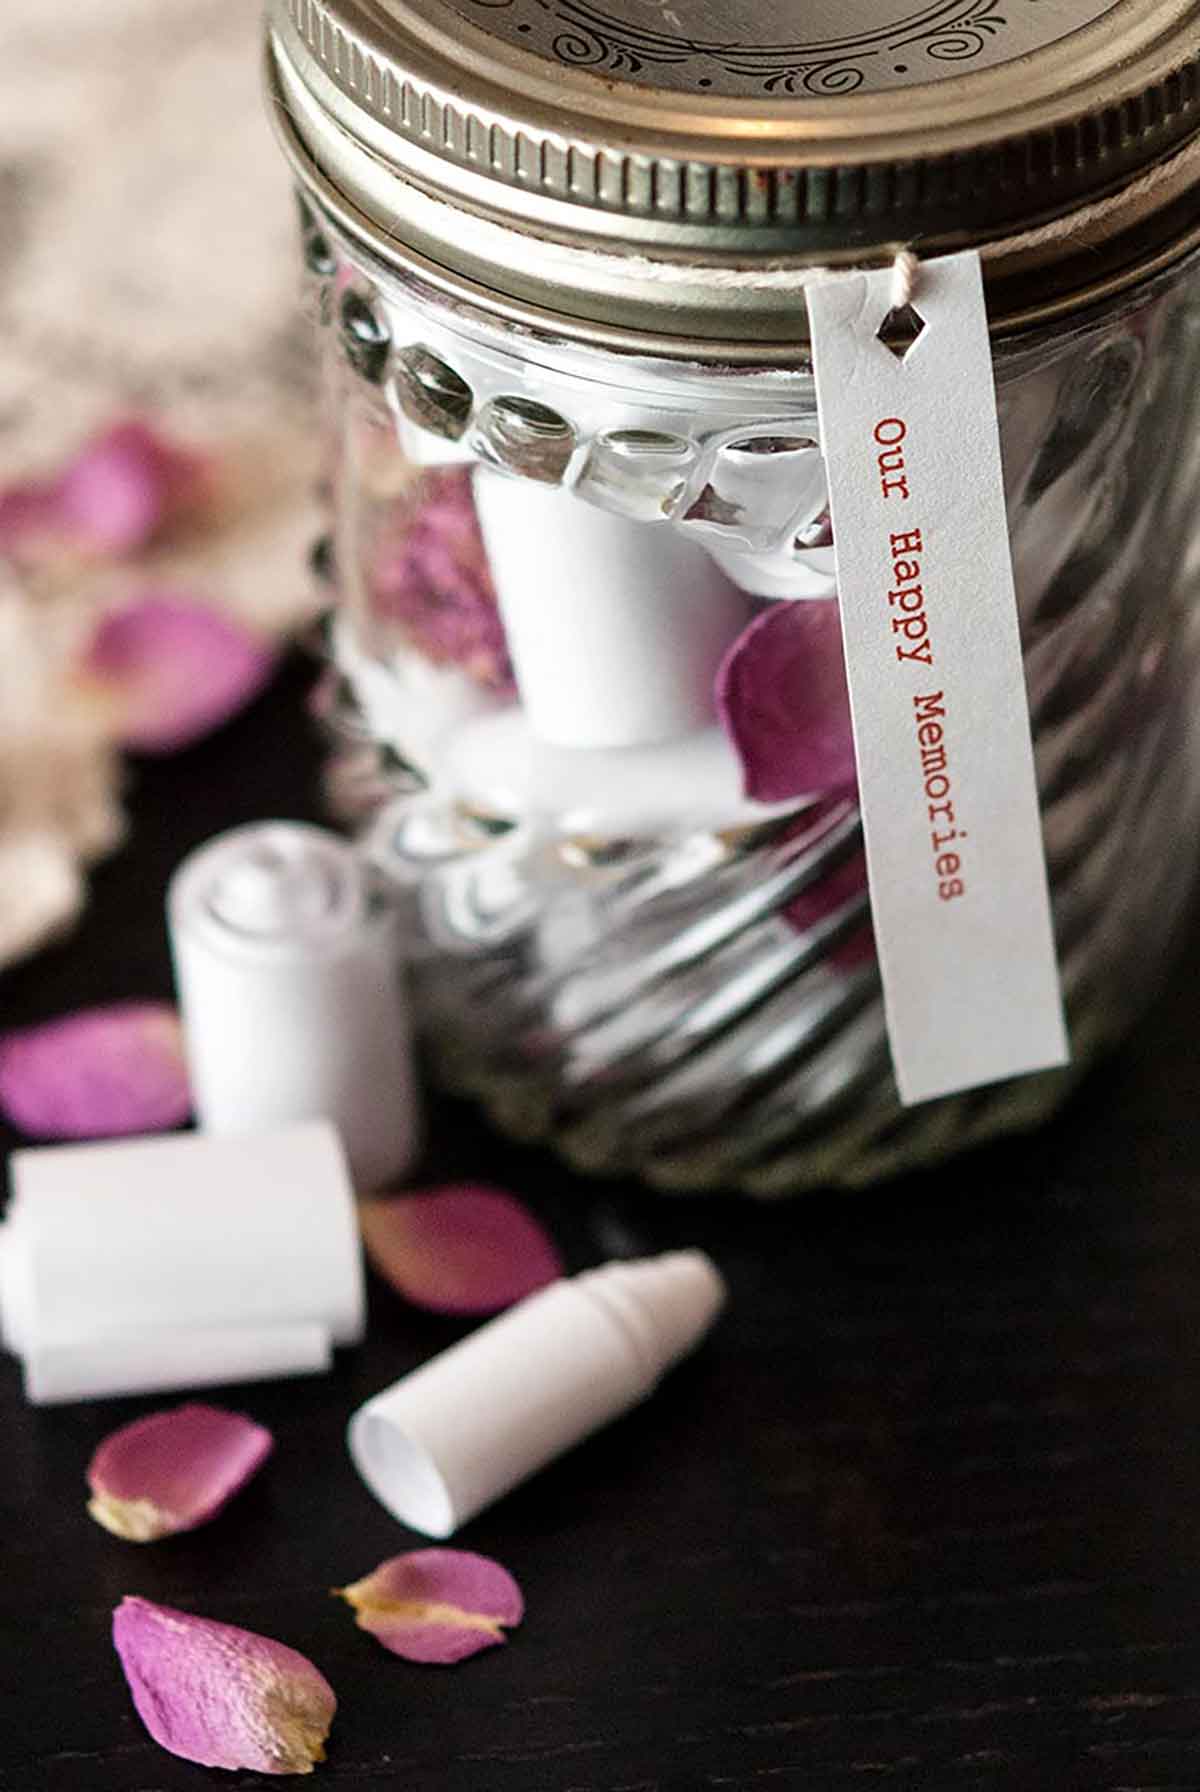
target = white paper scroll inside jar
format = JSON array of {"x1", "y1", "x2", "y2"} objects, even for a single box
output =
[{"x1": 472, "y1": 470, "x2": 750, "y2": 751}]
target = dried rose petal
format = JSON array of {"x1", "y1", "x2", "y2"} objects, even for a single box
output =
[
  {"x1": 370, "y1": 470, "x2": 514, "y2": 693},
  {"x1": 113, "y1": 1596, "x2": 335, "y2": 1774},
  {"x1": 80, "y1": 594, "x2": 277, "y2": 753},
  {"x1": 338, "y1": 1549, "x2": 524, "y2": 1664},
  {"x1": 0, "y1": 1001, "x2": 191, "y2": 1139},
  {"x1": 87, "y1": 1404, "x2": 273, "y2": 1542},
  {"x1": 716, "y1": 598, "x2": 857, "y2": 803},
  {"x1": 57, "y1": 421, "x2": 209, "y2": 555},
  {"x1": 0, "y1": 421, "x2": 208, "y2": 561},
  {"x1": 359, "y1": 1184, "x2": 564, "y2": 1317},
  {"x1": 0, "y1": 482, "x2": 63, "y2": 552},
  {"x1": 785, "y1": 845, "x2": 876, "y2": 970}
]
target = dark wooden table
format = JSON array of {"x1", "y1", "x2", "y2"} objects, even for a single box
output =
[{"x1": 4, "y1": 653, "x2": 1200, "y2": 1791}]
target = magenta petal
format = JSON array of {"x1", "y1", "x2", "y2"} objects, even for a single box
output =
[
  {"x1": 88, "y1": 1404, "x2": 273, "y2": 1542},
  {"x1": 370, "y1": 470, "x2": 515, "y2": 693},
  {"x1": 0, "y1": 481, "x2": 65, "y2": 553},
  {"x1": 339, "y1": 1549, "x2": 524, "y2": 1664},
  {"x1": 0, "y1": 1001, "x2": 191, "y2": 1139},
  {"x1": 359, "y1": 1184, "x2": 565, "y2": 1317},
  {"x1": 0, "y1": 422, "x2": 207, "y2": 562},
  {"x1": 785, "y1": 845, "x2": 876, "y2": 970},
  {"x1": 57, "y1": 422, "x2": 207, "y2": 555},
  {"x1": 113, "y1": 1597, "x2": 336, "y2": 1774},
  {"x1": 82, "y1": 594, "x2": 277, "y2": 753},
  {"x1": 716, "y1": 598, "x2": 858, "y2": 803}
]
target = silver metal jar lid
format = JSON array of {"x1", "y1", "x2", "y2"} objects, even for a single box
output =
[{"x1": 267, "y1": 0, "x2": 1200, "y2": 345}]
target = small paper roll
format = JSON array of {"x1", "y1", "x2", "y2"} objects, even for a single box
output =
[
  {"x1": 0, "y1": 1122, "x2": 365, "y2": 1404},
  {"x1": 23, "y1": 1325, "x2": 332, "y2": 1406},
  {"x1": 348, "y1": 1251, "x2": 726, "y2": 1536},
  {"x1": 169, "y1": 822, "x2": 419, "y2": 1192},
  {"x1": 440, "y1": 709, "x2": 754, "y2": 833},
  {"x1": 472, "y1": 471, "x2": 749, "y2": 750}
]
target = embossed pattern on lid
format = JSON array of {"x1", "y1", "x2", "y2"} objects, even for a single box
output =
[{"x1": 438, "y1": 0, "x2": 1126, "y2": 100}]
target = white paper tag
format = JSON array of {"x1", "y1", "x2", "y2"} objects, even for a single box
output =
[{"x1": 807, "y1": 249, "x2": 1068, "y2": 1105}]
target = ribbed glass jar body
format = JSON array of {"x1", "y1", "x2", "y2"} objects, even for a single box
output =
[{"x1": 305, "y1": 208, "x2": 1200, "y2": 1195}]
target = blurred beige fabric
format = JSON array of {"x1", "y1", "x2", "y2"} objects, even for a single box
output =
[{"x1": 0, "y1": 0, "x2": 321, "y2": 967}]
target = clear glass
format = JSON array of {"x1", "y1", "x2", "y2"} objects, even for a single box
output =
[{"x1": 301, "y1": 201, "x2": 1200, "y2": 1195}]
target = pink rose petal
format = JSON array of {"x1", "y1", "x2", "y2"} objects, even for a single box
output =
[
  {"x1": 0, "y1": 1001, "x2": 191, "y2": 1139},
  {"x1": 338, "y1": 1549, "x2": 524, "y2": 1664},
  {"x1": 57, "y1": 421, "x2": 209, "y2": 555},
  {"x1": 359, "y1": 1184, "x2": 564, "y2": 1316},
  {"x1": 0, "y1": 421, "x2": 208, "y2": 561},
  {"x1": 716, "y1": 598, "x2": 858, "y2": 803},
  {"x1": 113, "y1": 1596, "x2": 336, "y2": 1774},
  {"x1": 81, "y1": 594, "x2": 278, "y2": 753},
  {"x1": 370, "y1": 470, "x2": 515, "y2": 693},
  {"x1": 88, "y1": 1404, "x2": 274, "y2": 1542},
  {"x1": 0, "y1": 481, "x2": 64, "y2": 552}
]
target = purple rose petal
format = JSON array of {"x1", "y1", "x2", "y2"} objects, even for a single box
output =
[
  {"x1": 359, "y1": 1184, "x2": 565, "y2": 1317},
  {"x1": 113, "y1": 1596, "x2": 336, "y2": 1774},
  {"x1": 0, "y1": 1001, "x2": 191, "y2": 1139},
  {"x1": 370, "y1": 470, "x2": 514, "y2": 693},
  {"x1": 57, "y1": 421, "x2": 209, "y2": 555},
  {"x1": 0, "y1": 482, "x2": 64, "y2": 552},
  {"x1": 88, "y1": 1404, "x2": 274, "y2": 1542},
  {"x1": 338, "y1": 1549, "x2": 524, "y2": 1664},
  {"x1": 785, "y1": 844, "x2": 876, "y2": 971},
  {"x1": 80, "y1": 594, "x2": 278, "y2": 753},
  {"x1": 0, "y1": 421, "x2": 208, "y2": 561},
  {"x1": 716, "y1": 598, "x2": 858, "y2": 803}
]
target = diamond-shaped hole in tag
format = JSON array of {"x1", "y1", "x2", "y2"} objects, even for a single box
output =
[{"x1": 877, "y1": 303, "x2": 926, "y2": 361}]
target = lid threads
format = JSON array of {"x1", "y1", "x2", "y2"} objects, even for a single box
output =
[{"x1": 269, "y1": 0, "x2": 1200, "y2": 341}]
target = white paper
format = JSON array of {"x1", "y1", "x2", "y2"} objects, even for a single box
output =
[
  {"x1": 24, "y1": 1324, "x2": 332, "y2": 1406},
  {"x1": 472, "y1": 471, "x2": 748, "y2": 750},
  {"x1": 169, "y1": 825, "x2": 420, "y2": 1192},
  {"x1": 808, "y1": 250, "x2": 1068, "y2": 1104},
  {"x1": 5, "y1": 1123, "x2": 365, "y2": 1355},
  {"x1": 349, "y1": 1252, "x2": 725, "y2": 1536}
]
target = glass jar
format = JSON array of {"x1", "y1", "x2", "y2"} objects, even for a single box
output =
[{"x1": 267, "y1": 0, "x2": 1200, "y2": 1194}]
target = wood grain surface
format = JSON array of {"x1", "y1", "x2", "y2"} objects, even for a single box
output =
[{"x1": 3, "y1": 653, "x2": 1200, "y2": 1791}]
